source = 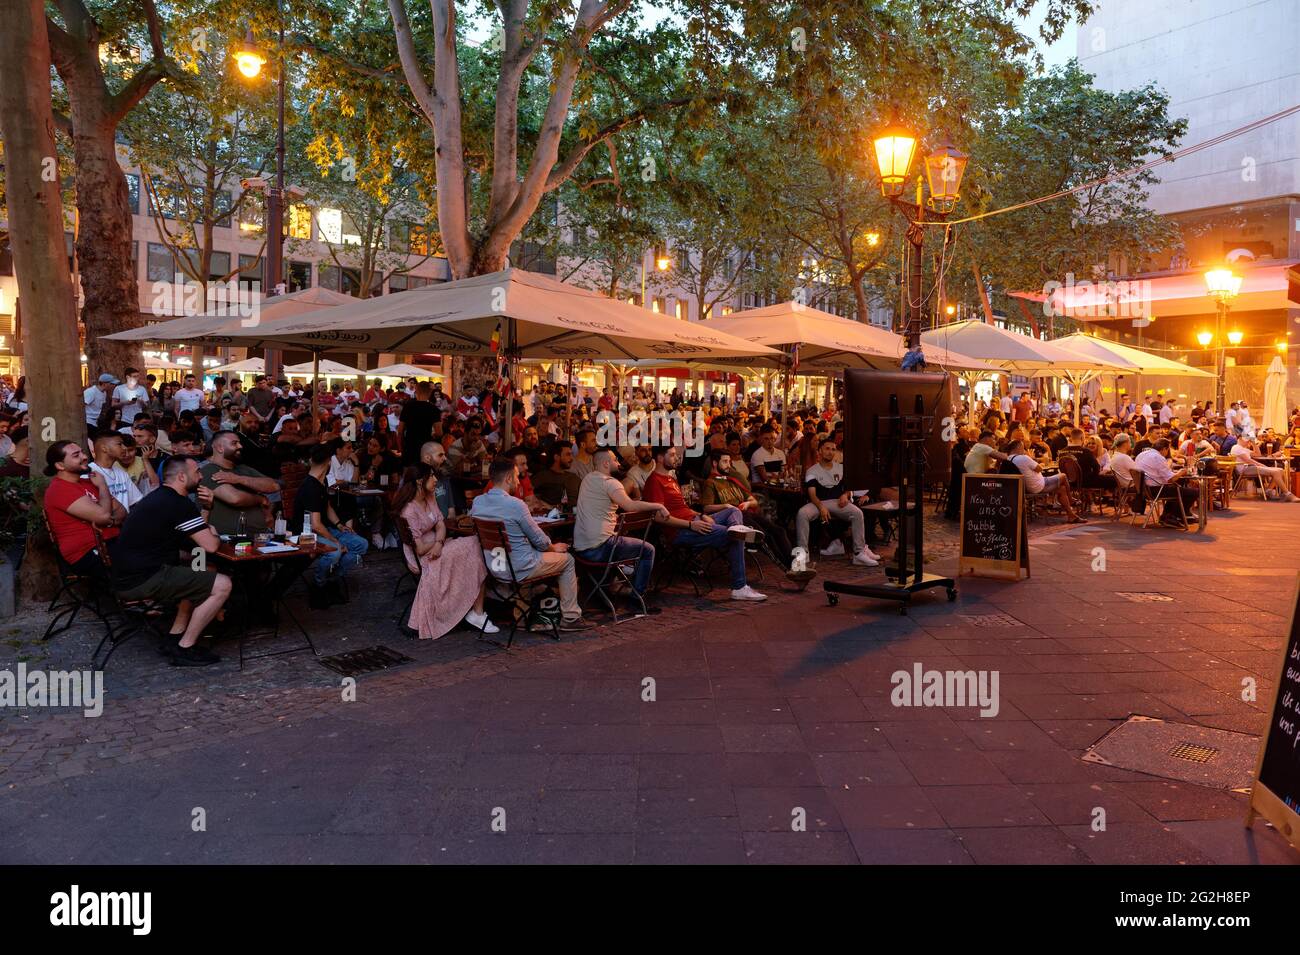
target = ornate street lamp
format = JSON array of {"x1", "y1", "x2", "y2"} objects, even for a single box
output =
[
  {"x1": 234, "y1": 31, "x2": 266, "y2": 78},
  {"x1": 1203, "y1": 266, "x2": 1242, "y2": 415},
  {"x1": 872, "y1": 123, "x2": 971, "y2": 356}
]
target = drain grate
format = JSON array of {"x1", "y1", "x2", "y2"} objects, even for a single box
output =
[
  {"x1": 1115, "y1": 592, "x2": 1175, "y2": 603},
  {"x1": 318, "y1": 645, "x2": 414, "y2": 678},
  {"x1": 958, "y1": 612, "x2": 1024, "y2": 628},
  {"x1": 1083, "y1": 716, "x2": 1257, "y2": 790}
]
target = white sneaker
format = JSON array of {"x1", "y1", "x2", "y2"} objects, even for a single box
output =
[
  {"x1": 853, "y1": 548, "x2": 880, "y2": 567},
  {"x1": 371, "y1": 533, "x2": 385, "y2": 550},
  {"x1": 466, "y1": 610, "x2": 500, "y2": 634},
  {"x1": 730, "y1": 585, "x2": 767, "y2": 601},
  {"x1": 727, "y1": 524, "x2": 763, "y2": 543},
  {"x1": 821, "y1": 539, "x2": 845, "y2": 557},
  {"x1": 384, "y1": 532, "x2": 400, "y2": 549}
]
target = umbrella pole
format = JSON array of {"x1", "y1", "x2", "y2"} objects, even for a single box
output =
[
  {"x1": 501, "y1": 317, "x2": 516, "y2": 452},
  {"x1": 311, "y1": 350, "x2": 320, "y2": 421},
  {"x1": 781, "y1": 366, "x2": 790, "y2": 447},
  {"x1": 565, "y1": 359, "x2": 573, "y2": 441}
]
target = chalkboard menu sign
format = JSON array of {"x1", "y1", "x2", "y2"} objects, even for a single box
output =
[
  {"x1": 1247, "y1": 574, "x2": 1300, "y2": 849},
  {"x1": 958, "y1": 473, "x2": 1029, "y2": 581}
]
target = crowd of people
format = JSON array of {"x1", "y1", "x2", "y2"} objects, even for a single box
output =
[
  {"x1": 948, "y1": 388, "x2": 1300, "y2": 527},
  {"x1": 15, "y1": 367, "x2": 882, "y2": 668}
]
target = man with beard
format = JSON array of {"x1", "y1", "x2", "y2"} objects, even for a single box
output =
[
  {"x1": 42, "y1": 440, "x2": 126, "y2": 579},
  {"x1": 199, "y1": 431, "x2": 280, "y2": 535},
  {"x1": 419, "y1": 439, "x2": 455, "y2": 517},
  {"x1": 112, "y1": 456, "x2": 231, "y2": 667},
  {"x1": 622, "y1": 444, "x2": 656, "y2": 499},
  {"x1": 236, "y1": 410, "x2": 278, "y2": 476}
]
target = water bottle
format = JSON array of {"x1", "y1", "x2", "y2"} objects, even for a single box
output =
[{"x1": 561, "y1": 487, "x2": 569, "y2": 512}]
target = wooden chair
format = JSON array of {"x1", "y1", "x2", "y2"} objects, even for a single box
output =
[
  {"x1": 472, "y1": 517, "x2": 560, "y2": 647},
  {"x1": 278, "y1": 462, "x2": 308, "y2": 523},
  {"x1": 1213, "y1": 457, "x2": 1236, "y2": 509}
]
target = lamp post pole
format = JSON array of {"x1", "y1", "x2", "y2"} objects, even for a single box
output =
[
  {"x1": 263, "y1": 0, "x2": 287, "y2": 383},
  {"x1": 1215, "y1": 298, "x2": 1227, "y2": 415}
]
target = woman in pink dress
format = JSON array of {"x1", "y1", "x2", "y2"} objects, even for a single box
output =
[{"x1": 395, "y1": 465, "x2": 497, "y2": 639}]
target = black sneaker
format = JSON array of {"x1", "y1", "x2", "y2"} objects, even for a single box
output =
[{"x1": 170, "y1": 643, "x2": 220, "y2": 667}]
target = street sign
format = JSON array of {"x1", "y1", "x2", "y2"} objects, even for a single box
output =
[
  {"x1": 1246, "y1": 574, "x2": 1300, "y2": 850},
  {"x1": 958, "y1": 473, "x2": 1029, "y2": 581}
]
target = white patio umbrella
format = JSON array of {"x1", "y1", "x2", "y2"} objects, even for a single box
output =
[
  {"x1": 106, "y1": 286, "x2": 359, "y2": 344},
  {"x1": 1263, "y1": 355, "x2": 1289, "y2": 434},
  {"x1": 209, "y1": 357, "x2": 266, "y2": 375},
  {"x1": 1037, "y1": 332, "x2": 1212, "y2": 424},
  {"x1": 284, "y1": 358, "x2": 366, "y2": 379},
  {"x1": 362, "y1": 363, "x2": 444, "y2": 380},
  {"x1": 701, "y1": 303, "x2": 1000, "y2": 438},
  {"x1": 118, "y1": 269, "x2": 779, "y2": 447}
]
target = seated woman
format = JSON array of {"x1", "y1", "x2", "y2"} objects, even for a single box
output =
[{"x1": 395, "y1": 464, "x2": 498, "y2": 640}]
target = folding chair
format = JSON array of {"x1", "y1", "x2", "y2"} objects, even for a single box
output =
[
  {"x1": 472, "y1": 517, "x2": 560, "y2": 647},
  {"x1": 391, "y1": 512, "x2": 420, "y2": 635},
  {"x1": 1134, "y1": 472, "x2": 1188, "y2": 530},
  {"x1": 574, "y1": 512, "x2": 655, "y2": 622},
  {"x1": 40, "y1": 519, "x2": 114, "y2": 644},
  {"x1": 650, "y1": 524, "x2": 725, "y2": 597},
  {"x1": 88, "y1": 529, "x2": 171, "y2": 669}
]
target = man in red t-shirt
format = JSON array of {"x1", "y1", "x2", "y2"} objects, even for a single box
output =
[
  {"x1": 42, "y1": 439, "x2": 126, "y2": 578},
  {"x1": 641, "y1": 445, "x2": 766, "y2": 601}
]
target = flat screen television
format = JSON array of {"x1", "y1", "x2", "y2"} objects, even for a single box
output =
[{"x1": 842, "y1": 369, "x2": 958, "y2": 491}]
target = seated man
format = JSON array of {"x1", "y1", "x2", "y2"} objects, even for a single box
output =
[
  {"x1": 470, "y1": 457, "x2": 591, "y2": 631},
  {"x1": 200, "y1": 431, "x2": 279, "y2": 535},
  {"x1": 748, "y1": 427, "x2": 787, "y2": 483},
  {"x1": 532, "y1": 444, "x2": 581, "y2": 507},
  {"x1": 111, "y1": 456, "x2": 231, "y2": 666},
  {"x1": 701, "y1": 448, "x2": 794, "y2": 568},
  {"x1": 963, "y1": 430, "x2": 1008, "y2": 474},
  {"x1": 642, "y1": 444, "x2": 766, "y2": 602},
  {"x1": 1230, "y1": 437, "x2": 1298, "y2": 501},
  {"x1": 795, "y1": 439, "x2": 880, "y2": 565},
  {"x1": 1106, "y1": 433, "x2": 1137, "y2": 488},
  {"x1": 42, "y1": 440, "x2": 125, "y2": 579},
  {"x1": 1134, "y1": 438, "x2": 1200, "y2": 526},
  {"x1": 88, "y1": 431, "x2": 144, "y2": 511},
  {"x1": 621, "y1": 444, "x2": 656, "y2": 500},
  {"x1": 573, "y1": 448, "x2": 669, "y2": 609},
  {"x1": 1062, "y1": 428, "x2": 1117, "y2": 491},
  {"x1": 1003, "y1": 439, "x2": 1085, "y2": 523},
  {"x1": 292, "y1": 444, "x2": 370, "y2": 606}
]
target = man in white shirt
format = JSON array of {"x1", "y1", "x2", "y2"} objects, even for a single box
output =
[
  {"x1": 338, "y1": 383, "x2": 361, "y2": 406},
  {"x1": 963, "y1": 430, "x2": 1008, "y2": 474},
  {"x1": 1158, "y1": 399, "x2": 1175, "y2": 426},
  {"x1": 999, "y1": 392, "x2": 1013, "y2": 415},
  {"x1": 174, "y1": 374, "x2": 206, "y2": 414},
  {"x1": 112, "y1": 368, "x2": 149, "y2": 425},
  {"x1": 749, "y1": 428, "x2": 787, "y2": 482},
  {"x1": 1230, "y1": 437, "x2": 1296, "y2": 500},
  {"x1": 622, "y1": 444, "x2": 656, "y2": 498},
  {"x1": 84, "y1": 373, "x2": 119, "y2": 427},
  {"x1": 1237, "y1": 401, "x2": 1256, "y2": 439},
  {"x1": 1004, "y1": 438, "x2": 1084, "y2": 522},
  {"x1": 1140, "y1": 399, "x2": 1153, "y2": 424},
  {"x1": 796, "y1": 439, "x2": 880, "y2": 565},
  {"x1": 1046, "y1": 398, "x2": 1062, "y2": 417},
  {"x1": 89, "y1": 431, "x2": 144, "y2": 511},
  {"x1": 1224, "y1": 402, "x2": 1239, "y2": 434},
  {"x1": 1133, "y1": 438, "x2": 1199, "y2": 525},
  {"x1": 1106, "y1": 433, "x2": 1137, "y2": 488}
]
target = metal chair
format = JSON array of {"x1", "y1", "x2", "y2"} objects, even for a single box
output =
[
  {"x1": 573, "y1": 512, "x2": 656, "y2": 622},
  {"x1": 88, "y1": 529, "x2": 170, "y2": 669},
  {"x1": 472, "y1": 517, "x2": 560, "y2": 647},
  {"x1": 1134, "y1": 471, "x2": 1188, "y2": 530}
]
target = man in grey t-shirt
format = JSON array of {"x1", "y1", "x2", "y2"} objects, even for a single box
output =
[{"x1": 573, "y1": 448, "x2": 667, "y2": 602}]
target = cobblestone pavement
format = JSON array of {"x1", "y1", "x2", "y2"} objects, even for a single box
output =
[{"x1": 2, "y1": 502, "x2": 1298, "y2": 864}]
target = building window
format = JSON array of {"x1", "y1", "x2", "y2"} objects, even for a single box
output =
[
  {"x1": 287, "y1": 260, "x2": 311, "y2": 292},
  {"x1": 238, "y1": 254, "x2": 264, "y2": 282},
  {"x1": 652, "y1": 297, "x2": 665, "y2": 313},
  {"x1": 721, "y1": 305, "x2": 733, "y2": 316},
  {"x1": 239, "y1": 201, "x2": 264, "y2": 236},
  {"x1": 146, "y1": 242, "x2": 174, "y2": 282},
  {"x1": 287, "y1": 203, "x2": 312, "y2": 240},
  {"x1": 318, "y1": 265, "x2": 340, "y2": 291},
  {"x1": 675, "y1": 300, "x2": 688, "y2": 320},
  {"x1": 125, "y1": 173, "x2": 141, "y2": 215},
  {"x1": 208, "y1": 251, "x2": 231, "y2": 281},
  {"x1": 317, "y1": 208, "x2": 361, "y2": 245}
]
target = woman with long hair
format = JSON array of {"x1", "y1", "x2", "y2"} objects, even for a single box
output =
[
  {"x1": 371, "y1": 402, "x2": 399, "y2": 452},
  {"x1": 393, "y1": 463, "x2": 497, "y2": 639}
]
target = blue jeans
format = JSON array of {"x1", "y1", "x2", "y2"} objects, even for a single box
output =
[
  {"x1": 314, "y1": 529, "x2": 368, "y2": 584},
  {"x1": 575, "y1": 536, "x2": 656, "y2": 595},
  {"x1": 672, "y1": 505, "x2": 746, "y2": 590}
]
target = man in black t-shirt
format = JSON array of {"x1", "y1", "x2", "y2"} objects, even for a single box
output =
[
  {"x1": 112, "y1": 456, "x2": 231, "y2": 667},
  {"x1": 293, "y1": 443, "x2": 369, "y2": 606},
  {"x1": 398, "y1": 380, "x2": 439, "y2": 464}
]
